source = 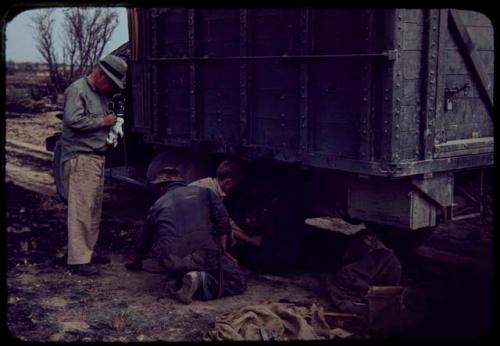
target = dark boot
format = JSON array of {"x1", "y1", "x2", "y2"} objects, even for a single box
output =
[{"x1": 69, "y1": 263, "x2": 99, "y2": 276}]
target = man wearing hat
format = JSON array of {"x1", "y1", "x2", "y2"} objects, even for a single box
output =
[
  {"x1": 61, "y1": 54, "x2": 127, "y2": 276},
  {"x1": 125, "y1": 167, "x2": 247, "y2": 304}
]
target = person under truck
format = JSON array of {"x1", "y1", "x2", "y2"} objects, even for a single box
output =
[
  {"x1": 125, "y1": 167, "x2": 247, "y2": 304},
  {"x1": 190, "y1": 159, "x2": 262, "y2": 247}
]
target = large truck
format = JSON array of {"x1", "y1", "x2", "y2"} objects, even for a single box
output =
[{"x1": 51, "y1": 8, "x2": 494, "y2": 233}]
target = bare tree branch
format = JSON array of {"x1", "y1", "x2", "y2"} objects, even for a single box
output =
[{"x1": 32, "y1": 7, "x2": 120, "y2": 94}]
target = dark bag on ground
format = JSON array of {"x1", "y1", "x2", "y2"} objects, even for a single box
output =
[{"x1": 325, "y1": 229, "x2": 402, "y2": 315}]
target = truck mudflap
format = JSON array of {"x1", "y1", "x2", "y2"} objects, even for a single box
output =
[{"x1": 104, "y1": 166, "x2": 154, "y2": 192}]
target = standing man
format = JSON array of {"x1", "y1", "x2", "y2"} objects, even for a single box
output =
[
  {"x1": 125, "y1": 167, "x2": 247, "y2": 304},
  {"x1": 190, "y1": 159, "x2": 262, "y2": 247},
  {"x1": 61, "y1": 54, "x2": 127, "y2": 276}
]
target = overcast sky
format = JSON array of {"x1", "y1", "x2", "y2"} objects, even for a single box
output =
[{"x1": 4, "y1": 7, "x2": 129, "y2": 63}]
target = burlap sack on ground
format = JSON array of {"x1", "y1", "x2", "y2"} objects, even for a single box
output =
[
  {"x1": 206, "y1": 302, "x2": 334, "y2": 341},
  {"x1": 325, "y1": 230, "x2": 402, "y2": 315}
]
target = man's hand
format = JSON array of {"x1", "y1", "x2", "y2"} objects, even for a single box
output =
[
  {"x1": 234, "y1": 228, "x2": 262, "y2": 246},
  {"x1": 125, "y1": 260, "x2": 143, "y2": 271},
  {"x1": 106, "y1": 117, "x2": 125, "y2": 147},
  {"x1": 219, "y1": 234, "x2": 228, "y2": 252},
  {"x1": 223, "y1": 251, "x2": 239, "y2": 266},
  {"x1": 125, "y1": 251, "x2": 143, "y2": 271},
  {"x1": 249, "y1": 235, "x2": 262, "y2": 246},
  {"x1": 103, "y1": 112, "x2": 117, "y2": 127}
]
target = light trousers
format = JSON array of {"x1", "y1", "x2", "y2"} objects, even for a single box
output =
[{"x1": 65, "y1": 154, "x2": 105, "y2": 265}]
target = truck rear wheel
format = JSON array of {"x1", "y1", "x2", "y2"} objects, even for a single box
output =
[
  {"x1": 367, "y1": 223, "x2": 435, "y2": 254},
  {"x1": 146, "y1": 149, "x2": 217, "y2": 184}
]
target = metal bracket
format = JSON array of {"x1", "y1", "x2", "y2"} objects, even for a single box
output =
[
  {"x1": 382, "y1": 49, "x2": 398, "y2": 61},
  {"x1": 451, "y1": 169, "x2": 485, "y2": 221},
  {"x1": 444, "y1": 83, "x2": 470, "y2": 112}
]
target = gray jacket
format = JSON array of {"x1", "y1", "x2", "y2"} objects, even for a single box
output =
[
  {"x1": 136, "y1": 182, "x2": 231, "y2": 261},
  {"x1": 61, "y1": 77, "x2": 110, "y2": 164}
]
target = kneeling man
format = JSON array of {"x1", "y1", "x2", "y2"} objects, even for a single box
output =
[{"x1": 125, "y1": 167, "x2": 247, "y2": 304}]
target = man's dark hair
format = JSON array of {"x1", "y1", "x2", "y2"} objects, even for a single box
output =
[{"x1": 216, "y1": 159, "x2": 246, "y2": 182}]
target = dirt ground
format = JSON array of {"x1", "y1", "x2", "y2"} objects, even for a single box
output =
[
  {"x1": 3, "y1": 110, "x2": 344, "y2": 341},
  {"x1": 5, "y1": 180, "x2": 339, "y2": 342},
  {"x1": 4, "y1": 99, "x2": 494, "y2": 340}
]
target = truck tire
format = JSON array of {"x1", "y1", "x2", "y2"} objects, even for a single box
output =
[
  {"x1": 147, "y1": 149, "x2": 217, "y2": 184},
  {"x1": 367, "y1": 223, "x2": 435, "y2": 254}
]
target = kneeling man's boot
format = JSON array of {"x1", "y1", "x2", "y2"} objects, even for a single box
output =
[{"x1": 175, "y1": 271, "x2": 203, "y2": 304}]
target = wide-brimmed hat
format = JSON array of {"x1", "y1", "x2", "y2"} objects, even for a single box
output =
[
  {"x1": 98, "y1": 54, "x2": 127, "y2": 89},
  {"x1": 150, "y1": 167, "x2": 184, "y2": 185}
]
